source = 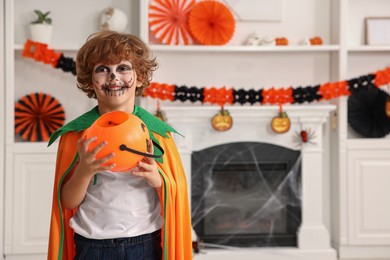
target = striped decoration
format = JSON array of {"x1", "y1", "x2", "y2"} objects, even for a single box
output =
[
  {"x1": 149, "y1": 0, "x2": 195, "y2": 45},
  {"x1": 15, "y1": 93, "x2": 65, "y2": 142}
]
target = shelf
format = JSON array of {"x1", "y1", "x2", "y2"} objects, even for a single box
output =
[
  {"x1": 346, "y1": 138, "x2": 390, "y2": 149},
  {"x1": 348, "y1": 45, "x2": 390, "y2": 52},
  {"x1": 12, "y1": 142, "x2": 58, "y2": 153},
  {"x1": 14, "y1": 44, "x2": 340, "y2": 53},
  {"x1": 149, "y1": 44, "x2": 340, "y2": 53},
  {"x1": 15, "y1": 43, "x2": 340, "y2": 52},
  {"x1": 14, "y1": 44, "x2": 80, "y2": 51}
]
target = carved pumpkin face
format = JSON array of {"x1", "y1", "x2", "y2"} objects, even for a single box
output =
[
  {"x1": 212, "y1": 109, "x2": 233, "y2": 131},
  {"x1": 84, "y1": 111, "x2": 150, "y2": 172},
  {"x1": 271, "y1": 111, "x2": 291, "y2": 133}
]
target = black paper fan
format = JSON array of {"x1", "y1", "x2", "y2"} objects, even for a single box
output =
[
  {"x1": 15, "y1": 93, "x2": 65, "y2": 142},
  {"x1": 348, "y1": 84, "x2": 390, "y2": 138}
]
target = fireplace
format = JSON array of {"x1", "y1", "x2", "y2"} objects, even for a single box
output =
[
  {"x1": 156, "y1": 104, "x2": 337, "y2": 260},
  {"x1": 191, "y1": 142, "x2": 301, "y2": 248}
]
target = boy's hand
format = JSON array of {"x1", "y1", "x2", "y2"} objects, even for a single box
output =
[
  {"x1": 133, "y1": 139, "x2": 162, "y2": 188},
  {"x1": 77, "y1": 136, "x2": 116, "y2": 177}
]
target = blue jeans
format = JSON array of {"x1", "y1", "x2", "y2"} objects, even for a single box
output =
[{"x1": 74, "y1": 230, "x2": 162, "y2": 260}]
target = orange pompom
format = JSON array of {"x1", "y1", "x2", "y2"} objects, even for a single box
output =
[{"x1": 84, "y1": 111, "x2": 151, "y2": 172}]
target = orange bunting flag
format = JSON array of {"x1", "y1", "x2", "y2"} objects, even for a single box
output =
[
  {"x1": 22, "y1": 39, "x2": 61, "y2": 67},
  {"x1": 374, "y1": 67, "x2": 390, "y2": 87},
  {"x1": 22, "y1": 39, "x2": 39, "y2": 58},
  {"x1": 144, "y1": 82, "x2": 175, "y2": 101},
  {"x1": 262, "y1": 87, "x2": 294, "y2": 105},
  {"x1": 318, "y1": 81, "x2": 350, "y2": 100},
  {"x1": 203, "y1": 87, "x2": 234, "y2": 107}
]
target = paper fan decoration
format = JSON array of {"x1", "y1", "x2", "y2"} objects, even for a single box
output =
[
  {"x1": 348, "y1": 85, "x2": 390, "y2": 138},
  {"x1": 188, "y1": 0, "x2": 235, "y2": 45},
  {"x1": 149, "y1": 0, "x2": 196, "y2": 45},
  {"x1": 15, "y1": 93, "x2": 65, "y2": 142}
]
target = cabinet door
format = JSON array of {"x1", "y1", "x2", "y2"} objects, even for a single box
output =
[
  {"x1": 347, "y1": 150, "x2": 390, "y2": 245},
  {"x1": 5, "y1": 153, "x2": 56, "y2": 255}
]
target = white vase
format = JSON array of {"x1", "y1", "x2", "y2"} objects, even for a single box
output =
[{"x1": 30, "y1": 24, "x2": 53, "y2": 45}]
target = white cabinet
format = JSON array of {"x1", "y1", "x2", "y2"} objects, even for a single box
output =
[
  {"x1": 334, "y1": 0, "x2": 390, "y2": 259},
  {"x1": 5, "y1": 151, "x2": 56, "y2": 256},
  {"x1": 347, "y1": 149, "x2": 390, "y2": 246},
  {"x1": 336, "y1": 140, "x2": 390, "y2": 259}
]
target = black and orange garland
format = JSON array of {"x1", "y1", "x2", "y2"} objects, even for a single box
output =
[
  {"x1": 22, "y1": 39, "x2": 390, "y2": 106},
  {"x1": 22, "y1": 39, "x2": 76, "y2": 75},
  {"x1": 144, "y1": 74, "x2": 385, "y2": 107}
]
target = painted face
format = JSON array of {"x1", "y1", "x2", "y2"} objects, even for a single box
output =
[{"x1": 92, "y1": 61, "x2": 139, "y2": 97}]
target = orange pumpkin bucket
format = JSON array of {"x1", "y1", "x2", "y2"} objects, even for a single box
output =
[{"x1": 84, "y1": 111, "x2": 164, "y2": 172}]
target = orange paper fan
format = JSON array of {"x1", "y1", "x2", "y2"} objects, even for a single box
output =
[
  {"x1": 15, "y1": 93, "x2": 65, "y2": 142},
  {"x1": 149, "y1": 0, "x2": 196, "y2": 45},
  {"x1": 188, "y1": 0, "x2": 235, "y2": 45}
]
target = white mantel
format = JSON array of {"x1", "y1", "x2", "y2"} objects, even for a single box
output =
[{"x1": 162, "y1": 104, "x2": 337, "y2": 260}]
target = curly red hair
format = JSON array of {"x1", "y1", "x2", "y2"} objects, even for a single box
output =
[{"x1": 76, "y1": 31, "x2": 158, "y2": 98}]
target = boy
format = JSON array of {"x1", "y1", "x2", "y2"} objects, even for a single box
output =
[{"x1": 47, "y1": 31, "x2": 192, "y2": 260}]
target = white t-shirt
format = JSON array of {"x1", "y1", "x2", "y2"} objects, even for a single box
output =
[{"x1": 70, "y1": 169, "x2": 163, "y2": 239}]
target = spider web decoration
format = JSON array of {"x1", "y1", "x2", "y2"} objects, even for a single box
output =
[
  {"x1": 149, "y1": 0, "x2": 195, "y2": 45},
  {"x1": 191, "y1": 142, "x2": 302, "y2": 247}
]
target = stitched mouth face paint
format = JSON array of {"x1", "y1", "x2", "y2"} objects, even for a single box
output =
[
  {"x1": 102, "y1": 84, "x2": 130, "y2": 96},
  {"x1": 92, "y1": 61, "x2": 136, "y2": 97}
]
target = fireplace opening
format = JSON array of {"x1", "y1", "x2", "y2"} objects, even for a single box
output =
[{"x1": 191, "y1": 142, "x2": 301, "y2": 248}]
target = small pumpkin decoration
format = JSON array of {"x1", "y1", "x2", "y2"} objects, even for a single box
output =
[
  {"x1": 84, "y1": 111, "x2": 164, "y2": 172},
  {"x1": 309, "y1": 36, "x2": 323, "y2": 45},
  {"x1": 275, "y1": 37, "x2": 288, "y2": 46},
  {"x1": 271, "y1": 108, "x2": 291, "y2": 134},
  {"x1": 212, "y1": 107, "x2": 233, "y2": 131},
  {"x1": 386, "y1": 98, "x2": 390, "y2": 117}
]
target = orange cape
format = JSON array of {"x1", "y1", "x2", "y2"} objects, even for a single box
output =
[{"x1": 47, "y1": 106, "x2": 193, "y2": 260}]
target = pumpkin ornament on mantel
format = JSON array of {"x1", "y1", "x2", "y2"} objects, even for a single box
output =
[
  {"x1": 212, "y1": 107, "x2": 233, "y2": 131},
  {"x1": 271, "y1": 105, "x2": 291, "y2": 134}
]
